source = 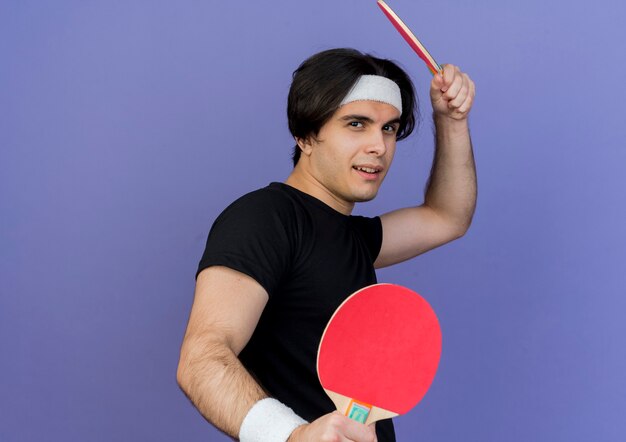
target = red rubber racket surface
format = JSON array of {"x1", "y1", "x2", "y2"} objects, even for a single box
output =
[
  {"x1": 317, "y1": 284, "x2": 441, "y2": 417},
  {"x1": 377, "y1": 0, "x2": 442, "y2": 75}
]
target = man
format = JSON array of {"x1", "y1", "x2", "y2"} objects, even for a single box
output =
[{"x1": 177, "y1": 48, "x2": 476, "y2": 442}]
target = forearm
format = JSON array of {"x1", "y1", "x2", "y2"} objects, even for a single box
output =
[
  {"x1": 424, "y1": 114, "x2": 477, "y2": 234},
  {"x1": 177, "y1": 332, "x2": 267, "y2": 438}
]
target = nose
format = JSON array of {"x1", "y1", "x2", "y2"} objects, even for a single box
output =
[{"x1": 366, "y1": 130, "x2": 387, "y2": 157}]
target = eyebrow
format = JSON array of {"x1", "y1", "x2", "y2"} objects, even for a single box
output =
[{"x1": 339, "y1": 114, "x2": 401, "y2": 126}]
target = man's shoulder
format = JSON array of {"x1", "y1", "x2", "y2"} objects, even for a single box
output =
[
  {"x1": 227, "y1": 182, "x2": 298, "y2": 212},
  {"x1": 216, "y1": 183, "x2": 306, "y2": 226}
]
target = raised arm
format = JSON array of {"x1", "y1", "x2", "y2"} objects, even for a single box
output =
[{"x1": 375, "y1": 64, "x2": 477, "y2": 268}]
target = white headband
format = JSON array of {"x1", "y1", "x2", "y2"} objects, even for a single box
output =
[{"x1": 339, "y1": 75, "x2": 402, "y2": 115}]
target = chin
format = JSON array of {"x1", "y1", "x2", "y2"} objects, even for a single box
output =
[{"x1": 352, "y1": 190, "x2": 379, "y2": 203}]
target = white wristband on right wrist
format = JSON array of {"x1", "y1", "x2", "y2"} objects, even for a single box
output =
[{"x1": 239, "y1": 398, "x2": 307, "y2": 442}]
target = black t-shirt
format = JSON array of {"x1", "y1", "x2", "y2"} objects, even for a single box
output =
[{"x1": 197, "y1": 182, "x2": 395, "y2": 441}]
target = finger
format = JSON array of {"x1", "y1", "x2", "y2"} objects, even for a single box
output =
[
  {"x1": 455, "y1": 77, "x2": 475, "y2": 114},
  {"x1": 432, "y1": 72, "x2": 444, "y2": 89},
  {"x1": 430, "y1": 72, "x2": 445, "y2": 100},
  {"x1": 443, "y1": 68, "x2": 465, "y2": 102},
  {"x1": 440, "y1": 64, "x2": 457, "y2": 92},
  {"x1": 447, "y1": 73, "x2": 470, "y2": 109},
  {"x1": 457, "y1": 78, "x2": 476, "y2": 114},
  {"x1": 341, "y1": 418, "x2": 377, "y2": 442},
  {"x1": 368, "y1": 422, "x2": 378, "y2": 442}
]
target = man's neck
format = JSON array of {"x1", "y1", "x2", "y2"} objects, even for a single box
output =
[{"x1": 285, "y1": 168, "x2": 354, "y2": 216}]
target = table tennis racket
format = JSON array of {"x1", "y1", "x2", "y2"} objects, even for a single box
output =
[
  {"x1": 317, "y1": 283, "x2": 442, "y2": 425},
  {"x1": 377, "y1": 0, "x2": 442, "y2": 76}
]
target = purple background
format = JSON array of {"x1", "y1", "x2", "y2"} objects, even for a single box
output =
[{"x1": 2, "y1": 0, "x2": 625, "y2": 440}]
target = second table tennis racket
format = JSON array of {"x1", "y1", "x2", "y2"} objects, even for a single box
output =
[{"x1": 317, "y1": 283, "x2": 442, "y2": 424}]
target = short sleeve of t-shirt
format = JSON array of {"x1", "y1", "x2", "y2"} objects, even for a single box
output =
[
  {"x1": 196, "y1": 189, "x2": 293, "y2": 295},
  {"x1": 349, "y1": 215, "x2": 383, "y2": 263}
]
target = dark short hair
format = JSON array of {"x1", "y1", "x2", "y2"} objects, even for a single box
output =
[{"x1": 287, "y1": 48, "x2": 418, "y2": 166}]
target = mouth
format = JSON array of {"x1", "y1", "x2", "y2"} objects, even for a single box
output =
[{"x1": 352, "y1": 165, "x2": 383, "y2": 180}]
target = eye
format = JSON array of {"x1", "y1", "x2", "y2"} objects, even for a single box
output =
[
  {"x1": 349, "y1": 121, "x2": 364, "y2": 128},
  {"x1": 383, "y1": 124, "x2": 399, "y2": 134}
]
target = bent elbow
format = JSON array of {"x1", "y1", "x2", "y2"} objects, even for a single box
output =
[
  {"x1": 176, "y1": 358, "x2": 188, "y2": 391},
  {"x1": 454, "y1": 223, "x2": 471, "y2": 239},
  {"x1": 450, "y1": 213, "x2": 474, "y2": 240},
  {"x1": 176, "y1": 343, "x2": 194, "y2": 394},
  {"x1": 441, "y1": 221, "x2": 470, "y2": 245}
]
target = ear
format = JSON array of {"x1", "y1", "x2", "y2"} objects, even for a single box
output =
[{"x1": 295, "y1": 137, "x2": 314, "y2": 157}]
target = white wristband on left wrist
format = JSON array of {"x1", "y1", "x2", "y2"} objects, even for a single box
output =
[{"x1": 238, "y1": 398, "x2": 308, "y2": 442}]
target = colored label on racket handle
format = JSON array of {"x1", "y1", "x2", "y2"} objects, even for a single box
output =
[{"x1": 346, "y1": 399, "x2": 372, "y2": 423}]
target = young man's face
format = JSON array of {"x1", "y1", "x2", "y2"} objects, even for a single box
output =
[{"x1": 299, "y1": 100, "x2": 401, "y2": 211}]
